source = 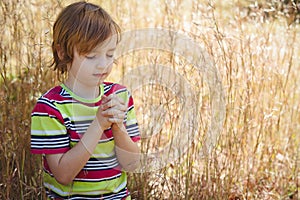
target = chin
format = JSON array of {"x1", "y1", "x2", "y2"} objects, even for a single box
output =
[{"x1": 97, "y1": 80, "x2": 105, "y2": 85}]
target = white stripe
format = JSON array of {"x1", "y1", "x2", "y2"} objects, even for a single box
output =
[
  {"x1": 31, "y1": 136, "x2": 68, "y2": 142},
  {"x1": 44, "y1": 183, "x2": 111, "y2": 196},
  {"x1": 31, "y1": 140, "x2": 68, "y2": 145},
  {"x1": 113, "y1": 180, "x2": 127, "y2": 193},
  {"x1": 31, "y1": 112, "x2": 49, "y2": 116},
  {"x1": 38, "y1": 98, "x2": 57, "y2": 110},
  {"x1": 31, "y1": 140, "x2": 68, "y2": 146},
  {"x1": 99, "y1": 137, "x2": 113, "y2": 142},
  {"x1": 69, "y1": 115, "x2": 95, "y2": 121},
  {"x1": 128, "y1": 128, "x2": 139, "y2": 133},
  {"x1": 74, "y1": 173, "x2": 121, "y2": 182},
  {"x1": 115, "y1": 88, "x2": 127, "y2": 94},
  {"x1": 70, "y1": 137, "x2": 113, "y2": 143},
  {"x1": 83, "y1": 163, "x2": 119, "y2": 170},
  {"x1": 127, "y1": 126, "x2": 138, "y2": 131},
  {"x1": 55, "y1": 100, "x2": 77, "y2": 104},
  {"x1": 126, "y1": 119, "x2": 137, "y2": 125},
  {"x1": 127, "y1": 105, "x2": 134, "y2": 111},
  {"x1": 73, "y1": 123, "x2": 91, "y2": 127},
  {"x1": 31, "y1": 144, "x2": 68, "y2": 148},
  {"x1": 127, "y1": 129, "x2": 139, "y2": 133},
  {"x1": 85, "y1": 160, "x2": 118, "y2": 166},
  {"x1": 128, "y1": 132, "x2": 140, "y2": 137},
  {"x1": 92, "y1": 152, "x2": 115, "y2": 157},
  {"x1": 88, "y1": 157, "x2": 117, "y2": 163}
]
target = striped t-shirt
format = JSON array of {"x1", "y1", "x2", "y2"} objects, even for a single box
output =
[{"x1": 31, "y1": 82, "x2": 140, "y2": 199}]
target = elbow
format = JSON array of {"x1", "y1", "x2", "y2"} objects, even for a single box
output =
[
  {"x1": 121, "y1": 155, "x2": 141, "y2": 172},
  {"x1": 122, "y1": 163, "x2": 139, "y2": 172},
  {"x1": 54, "y1": 174, "x2": 74, "y2": 186}
]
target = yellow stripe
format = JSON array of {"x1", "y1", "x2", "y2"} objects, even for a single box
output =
[
  {"x1": 31, "y1": 116, "x2": 66, "y2": 135},
  {"x1": 56, "y1": 103, "x2": 98, "y2": 119},
  {"x1": 43, "y1": 172, "x2": 127, "y2": 196},
  {"x1": 70, "y1": 140, "x2": 115, "y2": 157}
]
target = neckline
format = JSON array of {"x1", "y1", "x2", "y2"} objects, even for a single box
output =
[{"x1": 60, "y1": 83, "x2": 104, "y2": 103}]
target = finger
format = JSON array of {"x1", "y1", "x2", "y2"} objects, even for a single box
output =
[
  {"x1": 101, "y1": 99, "x2": 113, "y2": 110},
  {"x1": 116, "y1": 96, "x2": 125, "y2": 105},
  {"x1": 101, "y1": 95, "x2": 109, "y2": 104},
  {"x1": 108, "y1": 117, "x2": 124, "y2": 123},
  {"x1": 114, "y1": 112, "x2": 125, "y2": 120},
  {"x1": 107, "y1": 94, "x2": 126, "y2": 105},
  {"x1": 101, "y1": 109, "x2": 114, "y2": 117},
  {"x1": 102, "y1": 98, "x2": 126, "y2": 111},
  {"x1": 102, "y1": 108, "x2": 125, "y2": 117}
]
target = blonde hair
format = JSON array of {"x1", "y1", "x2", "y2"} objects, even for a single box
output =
[{"x1": 51, "y1": 1, "x2": 121, "y2": 74}]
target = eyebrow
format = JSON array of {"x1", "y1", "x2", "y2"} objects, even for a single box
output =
[{"x1": 90, "y1": 48, "x2": 116, "y2": 53}]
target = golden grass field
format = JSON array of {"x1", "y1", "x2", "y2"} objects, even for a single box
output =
[{"x1": 0, "y1": 0, "x2": 299, "y2": 199}]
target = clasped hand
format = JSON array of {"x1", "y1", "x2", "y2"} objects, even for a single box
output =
[{"x1": 96, "y1": 94, "x2": 127, "y2": 130}]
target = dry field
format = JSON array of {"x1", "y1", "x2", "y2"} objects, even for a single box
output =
[{"x1": 0, "y1": 0, "x2": 299, "y2": 199}]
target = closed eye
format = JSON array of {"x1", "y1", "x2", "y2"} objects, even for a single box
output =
[{"x1": 85, "y1": 55, "x2": 96, "y2": 59}]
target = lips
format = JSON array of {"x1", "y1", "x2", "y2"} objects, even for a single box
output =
[{"x1": 93, "y1": 73, "x2": 107, "y2": 78}]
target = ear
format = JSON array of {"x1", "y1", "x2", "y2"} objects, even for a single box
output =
[{"x1": 56, "y1": 44, "x2": 64, "y2": 60}]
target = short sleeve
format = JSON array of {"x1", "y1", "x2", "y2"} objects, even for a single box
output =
[
  {"x1": 31, "y1": 97, "x2": 70, "y2": 154},
  {"x1": 125, "y1": 91, "x2": 141, "y2": 142}
]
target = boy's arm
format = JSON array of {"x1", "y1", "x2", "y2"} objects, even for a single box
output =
[
  {"x1": 111, "y1": 123, "x2": 140, "y2": 171},
  {"x1": 45, "y1": 109, "x2": 111, "y2": 185},
  {"x1": 101, "y1": 93, "x2": 141, "y2": 171}
]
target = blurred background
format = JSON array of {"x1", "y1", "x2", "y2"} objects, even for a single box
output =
[{"x1": 0, "y1": 0, "x2": 299, "y2": 199}]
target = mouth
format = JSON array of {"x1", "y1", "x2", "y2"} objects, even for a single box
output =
[{"x1": 93, "y1": 73, "x2": 107, "y2": 78}]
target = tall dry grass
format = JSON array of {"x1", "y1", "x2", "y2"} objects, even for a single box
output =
[{"x1": 0, "y1": 0, "x2": 299, "y2": 199}]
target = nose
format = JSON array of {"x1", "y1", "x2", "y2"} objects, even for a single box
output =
[{"x1": 96, "y1": 55, "x2": 112, "y2": 70}]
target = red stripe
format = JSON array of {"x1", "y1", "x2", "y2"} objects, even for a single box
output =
[
  {"x1": 70, "y1": 129, "x2": 113, "y2": 140},
  {"x1": 105, "y1": 82, "x2": 126, "y2": 96},
  {"x1": 76, "y1": 168, "x2": 122, "y2": 179},
  {"x1": 44, "y1": 86, "x2": 64, "y2": 98},
  {"x1": 100, "y1": 129, "x2": 113, "y2": 140},
  {"x1": 31, "y1": 147, "x2": 69, "y2": 155},
  {"x1": 131, "y1": 136, "x2": 141, "y2": 142},
  {"x1": 128, "y1": 96, "x2": 134, "y2": 107},
  {"x1": 69, "y1": 130, "x2": 80, "y2": 139},
  {"x1": 33, "y1": 102, "x2": 64, "y2": 123},
  {"x1": 42, "y1": 157, "x2": 123, "y2": 180}
]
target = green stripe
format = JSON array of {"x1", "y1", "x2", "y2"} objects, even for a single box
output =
[
  {"x1": 70, "y1": 140, "x2": 115, "y2": 157},
  {"x1": 44, "y1": 171, "x2": 127, "y2": 196},
  {"x1": 56, "y1": 103, "x2": 98, "y2": 120},
  {"x1": 116, "y1": 91, "x2": 128, "y2": 103},
  {"x1": 126, "y1": 108, "x2": 137, "y2": 126},
  {"x1": 31, "y1": 116, "x2": 66, "y2": 136}
]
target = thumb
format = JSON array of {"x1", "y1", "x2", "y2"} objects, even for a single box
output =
[{"x1": 101, "y1": 95, "x2": 108, "y2": 103}]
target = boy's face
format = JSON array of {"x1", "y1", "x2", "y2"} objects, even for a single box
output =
[{"x1": 68, "y1": 35, "x2": 117, "y2": 88}]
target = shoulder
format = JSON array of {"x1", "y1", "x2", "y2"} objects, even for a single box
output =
[
  {"x1": 39, "y1": 85, "x2": 63, "y2": 100},
  {"x1": 103, "y1": 82, "x2": 129, "y2": 96},
  {"x1": 34, "y1": 85, "x2": 66, "y2": 111},
  {"x1": 32, "y1": 86, "x2": 66, "y2": 118}
]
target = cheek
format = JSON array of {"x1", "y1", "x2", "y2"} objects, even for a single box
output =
[
  {"x1": 70, "y1": 59, "x2": 92, "y2": 76},
  {"x1": 78, "y1": 59, "x2": 94, "y2": 69},
  {"x1": 106, "y1": 64, "x2": 113, "y2": 73}
]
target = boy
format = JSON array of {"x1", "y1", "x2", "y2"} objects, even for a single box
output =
[{"x1": 31, "y1": 2, "x2": 141, "y2": 199}]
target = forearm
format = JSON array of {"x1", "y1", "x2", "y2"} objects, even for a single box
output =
[
  {"x1": 112, "y1": 124, "x2": 140, "y2": 171},
  {"x1": 46, "y1": 120, "x2": 103, "y2": 185}
]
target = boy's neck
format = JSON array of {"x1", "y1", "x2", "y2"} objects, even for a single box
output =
[{"x1": 63, "y1": 80, "x2": 100, "y2": 100}]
